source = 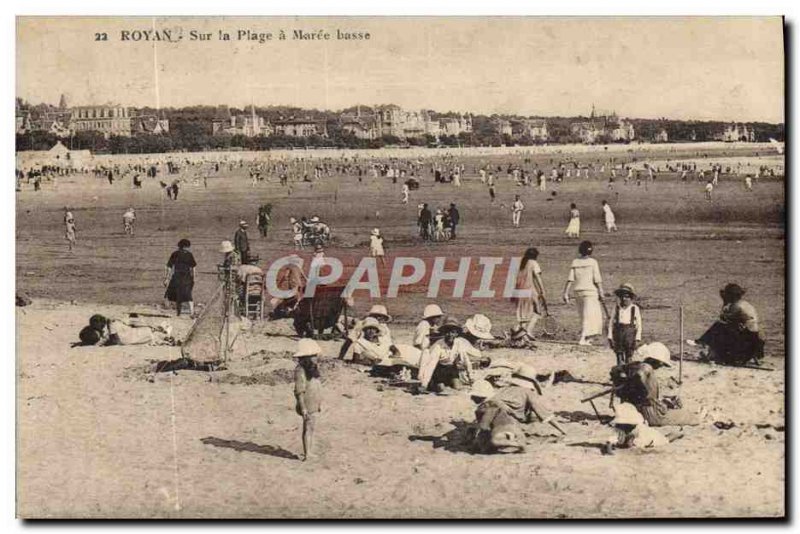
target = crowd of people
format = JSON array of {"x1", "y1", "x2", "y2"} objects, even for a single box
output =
[{"x1": 44, "y1": 147, "x2": 773, "y2": 463}]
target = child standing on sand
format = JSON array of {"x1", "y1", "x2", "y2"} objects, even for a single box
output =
[{"x1": 293, "y1": 339, "x2": 323, "y2": 461}]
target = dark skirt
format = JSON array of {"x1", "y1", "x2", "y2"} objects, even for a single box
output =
[
  {"x1": 165, "y1": 272, "x2": 194, "y2": 303},
  {"x1": 698, "y1": 321, "x2": 764, "y2": 365}
]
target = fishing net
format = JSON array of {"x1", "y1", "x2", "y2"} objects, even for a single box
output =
[{"x1": 180, "y1": 282, "x2": 239, "y2": 364}]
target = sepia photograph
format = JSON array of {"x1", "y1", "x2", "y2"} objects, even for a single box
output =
[{"x1": 14, "y1": 15, "x2": 785, "y2": 519}]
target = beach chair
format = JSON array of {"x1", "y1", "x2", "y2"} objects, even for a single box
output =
[{"x1": 243, "y1": 273, "x2": 265, "y2": 320}]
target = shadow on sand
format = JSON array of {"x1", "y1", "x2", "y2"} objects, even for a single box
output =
[
  {"x1": 408, "y1": 420, "x2": 477, "y2": 454},
  {"x1": 200, "y1": 437, "x2": 299, "y2": 460}
]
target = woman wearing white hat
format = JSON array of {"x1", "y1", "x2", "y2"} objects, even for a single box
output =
[
  {"x1": 369, "y1": 228, "x2": 386, "y2": 267},
  {"x1": 293, "y1": 339, "x2": 323, "y2": 461}
]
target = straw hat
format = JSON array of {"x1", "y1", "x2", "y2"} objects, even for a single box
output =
[
  {"x1": 422, "y1": 304, "x2": 444, "y2": 320},
  {"x1": 219, "y1": 240, "x2": 234, "y2": 253},
  {"x1": 510, "y1": 364, "x2": 542, "y2": 394},
  {"x1": 371, "y1": 228, "x2": 381, "y2": 236},
  {"x1": 438, "y1": 316, "x2": 463, "y2": 333},
  {"x1": 638, "y1": 342, "x2": 672, "y2": 368},
  {"x1": 293, "y1": 338, "x2": 321, "y2": 358},
  {"x1": 469, "y1": 379, "x2": 496, "y2": 400},
  {"x1": 464, "y1": 314, "x2": 494, "y2": 340},
  {"x1": 611, "y1": 402, "x2": 644, "y2": 426},
  {"x1": 614, "y1": 283, "x2": 636, "y2": 298},
  {"x1": 310, "y1": 216, "x2": 320, "y2": 223},
  {"x1": 239, "y1": 220, "x2": 248, "y2": 227},
  {"x1": 367, "y1": 304, "x2": 392, "y2": 321},
  {"x1": 485, "y1": 359, "x2": 517, "y2": 377},
  {"x1": 361, "y1": 316, "x2": 382, "y2": 331}
]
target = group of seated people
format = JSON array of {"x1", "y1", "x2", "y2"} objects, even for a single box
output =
[
  {"x1": 337, "y1": 299, "x2": 710, "y2": 454},
  {"x1": 338, "y1": 303, "x2": 493, "y2": 392}
]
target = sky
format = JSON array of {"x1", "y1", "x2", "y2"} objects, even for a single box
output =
[{"x1": 16, "y1": 16, "x2": 785, "y2": 123}]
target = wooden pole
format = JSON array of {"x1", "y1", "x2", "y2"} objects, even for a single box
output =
[{"x1": 679, "y1": 304, "x2": 684, "y2": 385}]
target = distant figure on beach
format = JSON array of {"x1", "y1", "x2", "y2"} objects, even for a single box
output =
[{"x1": 565, "y1": 203, "x2": 580, "y2": 238}]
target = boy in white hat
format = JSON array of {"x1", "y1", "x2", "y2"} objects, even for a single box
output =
[
  {"x1": 414, "y1": 304, "x2": 443, "y2": 351},
  {"x1": 473, "y1": 364, "x2": 565, "y2": 453},
  {"x1": 339, "y1": 304, "x2": 394, "y2": 359},
  {"x1": 294, "y1": 339, "x2": 323, "y2": 461},
  {"x1": 423, "y1": 317, "x2": 483, "y2": 392},
  {"x1": 369, "y1": 228, "x2": 386, "y2": 267},
  {"x1": 610, "y1": 342, "x2": 703, "y2": 427},
  {"x1": 605, "y1": 402, "x2": 668, "y2": 451},
  {"x1": 484, "y1": 359, "x2": 517, "y2": 388}
]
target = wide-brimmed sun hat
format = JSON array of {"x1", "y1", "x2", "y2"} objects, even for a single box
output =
[
  {"x1": 367, "y1": 304, "x2": 392, "y2": 321},
  {"x1": 614, "y1": 283, "x2": 636, "y2": 298},
  {"x1": 438, "y1": 316, "x2": 463, "y2": 333},
  {"x1": 638, "y1": 342, "x2": 672, "y2": 368},
  {"x1": 612, "y1": 402, "x2": 644, "y2": 426},
  {"x1": 361, "y1": 316, "x2": 382, "y2": 332},
  {"x1": 293, "y1": 338, "x2": 321, "y2": 358},
  {"x1": 422, "y1": 304, "x2": 444, "y2": 320},
  {"x1": 464, "y1": 314, "x2": 495, "y2": 340},
  {"x1": 485, "y1": 359, "x2": 517, "y2": 377},
  {"x1": 510, "y1": 364, "x2": 542, "y2": 394},
  {"x1": 469, "y1": 379, "x2": 496, "y2": 400},
  {"x1": 219, "y1": 240, "x2": 234, "y2": 253}
]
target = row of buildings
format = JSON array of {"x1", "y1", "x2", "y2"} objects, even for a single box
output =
[
  {"x1": 212, "y1": 105, "x2": 474, "y2": 141},
  {"x1": 16, "y1": 97, "x2": 759, "y2": 144},
  {"x1": 16, "y1": 96, "x2": 169, "y2": 139}
]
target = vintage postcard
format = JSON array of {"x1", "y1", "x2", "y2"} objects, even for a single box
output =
[{"x1": 15, "y1": 16, "x2": 785, "y2": 518}]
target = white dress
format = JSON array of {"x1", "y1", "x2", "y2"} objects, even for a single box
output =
[
  {"x1": 370, "y1": 235, "x2": 385, "y2": 257},
  {"x1": 565, "y1": 209, "x2": 581, "y2": 237}
]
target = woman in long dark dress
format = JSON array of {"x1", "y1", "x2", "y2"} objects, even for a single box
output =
[{"x1": 164, "y1": 238, "x2": 197, "y2": 316}]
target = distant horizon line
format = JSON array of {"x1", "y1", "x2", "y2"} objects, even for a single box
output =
[{"x1": 16, "y1": 97, "x2": 785, "y2": 125}]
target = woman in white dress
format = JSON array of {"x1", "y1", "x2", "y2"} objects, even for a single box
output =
[
  {"x1": 369, "y1": 228, "x2": 386, "y2": 267},
  {"x1": 565, "y1": 203, "x2": 581, "y2": 237},
  {"x1": 562, "y1": 241, "x2": 605, "y2": 345}
]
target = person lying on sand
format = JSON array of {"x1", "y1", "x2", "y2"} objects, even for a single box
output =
[
  {"x1": 687, "y1": 283, "x2": 765, "y2": 366},
  {"x1": 76, "y1": 314, "x2": 174, "y2": 347},
  {"x1": 471, "y1": 365, "x2": 567, "y2": 454},
  {"x1": 610, "y1": 342, "x2": 707, "y2": 427}
]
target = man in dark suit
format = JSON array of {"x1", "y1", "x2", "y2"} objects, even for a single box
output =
[
  {"x1": 448, "y1": 203, "x2": 460, "y2": 240},
  {"x1": 234, "y1": 220, "x2": 251, "y2": 264}
]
